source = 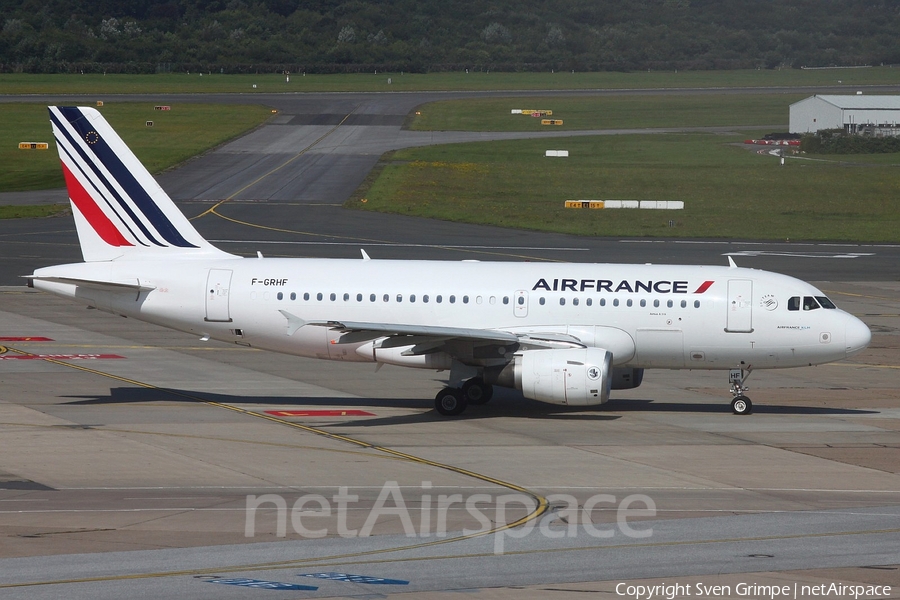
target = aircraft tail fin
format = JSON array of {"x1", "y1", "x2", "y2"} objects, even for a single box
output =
[{"x1": 49, "y1": 106, "x2": 232, "y2": 262}]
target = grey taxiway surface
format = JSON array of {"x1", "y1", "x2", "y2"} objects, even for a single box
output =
[{"x1": 0, "y1": 90, "x2": 898, "y2": 598}]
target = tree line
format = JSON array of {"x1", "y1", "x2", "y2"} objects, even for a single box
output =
[{"x1": 2, "y1": 0, "x2": 900, "y2": 74}]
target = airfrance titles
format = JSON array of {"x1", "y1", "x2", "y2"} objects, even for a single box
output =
[{"x1": 532, "y1": 278, "x2": 715, "y2": 294}]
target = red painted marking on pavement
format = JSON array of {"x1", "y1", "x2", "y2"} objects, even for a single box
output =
[
  {"x1": 0, "y1": 337, "x2": 54, "y2": 342},
  {"x1": 0, "y1": 354, "x2": 125, "y2": 361},
  {"x1": 264, "y1": 410, "x2": 374, "y2": 417}
]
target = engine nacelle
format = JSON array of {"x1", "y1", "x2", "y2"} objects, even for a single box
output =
[
  {"x1": 486, "y1": 348, "x2": 613, "y2": 406},
  {"x1": 355, "y1": 340, "x2": 453, "y2": 369},
  {"x1": 610, "y1": 367, "x2": 644, "y2": 390}
]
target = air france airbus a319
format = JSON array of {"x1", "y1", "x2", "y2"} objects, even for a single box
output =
[{"x1": 29, "y1": 106, "x2": 871, "y2": 416}]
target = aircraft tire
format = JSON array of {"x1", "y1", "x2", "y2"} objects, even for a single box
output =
[
  {"x1": 462, "y1": 378, "x2": 493, "y2": 405},
  {"x1": 731, "y1": 395, "x2": 752, "y2": 415},
  {"x1": 435, "y1": 387, "x2": 468, "y2": 416}
]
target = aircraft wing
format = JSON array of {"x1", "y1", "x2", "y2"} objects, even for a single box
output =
[
  {"x1": 278, "y1": 311, "x2": 583, "y2": 353},
  {"x1": 301, "y1": 317, "x2": 519, "y2": 344}
]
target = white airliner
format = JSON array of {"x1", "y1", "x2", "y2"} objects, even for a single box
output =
[{"x1": 29, "y1": 106, "x2": 871, "y2": 416}]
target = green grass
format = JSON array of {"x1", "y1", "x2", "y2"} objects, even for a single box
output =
[
  {"x1": 0, "y1": 103, "x2": 272, "y2": 192},
  {"x1": 0, "y1": 204, "x2": 70, "y2": 219},
  {"x1": 410, "y1": 94, "x2": 804, "y2": 131},
  {"x1": 1, "y1": 67, "x2": 900, "y2": 94},
  {"x1": 350, "y1": 133, "x2": 900, "y2": 242}
]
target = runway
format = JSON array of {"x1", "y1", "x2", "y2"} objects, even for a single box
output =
[{"x1": 0, "y1": 89, "x2": 899, "y2": 598}]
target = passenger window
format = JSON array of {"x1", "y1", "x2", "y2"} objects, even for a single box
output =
[
  {"x1": 397, "y1": 294, "x2": 403, "y2": 302},
  {"x1": 803, "y1": 296, "x2": 820, "y2": 311},
  {"x1": 560, "y1": 298, "x2": 566, "y2": 306},
  {"x1": 694, "y1": 300, "x2": 700, "y2": 308},
  {"x1": 423, "y1": 295, "x2": 429, "y2": 303},
  {"x1": 613, "y1": 298, "x2": 619, "y2": 307},
  {"x1": 667, "y1": 300, "x2": 673, "y2": 308},
  {"x1": 815, "y1": 296, "x2": 836, "y2": 309},
  {"x1": 788, "y1": 297, "x2": 800, "y2": 311},
  {"x1": 290, "y1": 292, "x2": 296, "y2": 301},
  {"x1": 573, "y1": 298, "x2": 579, "y2": 306},
  {"x1": 410, "y1": 294, "x2": 416, "y2": 303},
  {"x1": 370, "y1": 293, "x2": 376, "y2": 302},
  {"x1": 654, "y1": 299, "x2": 660, "y2": 308},
  {"x1": 277, "y1": 292, "x2": 283, "y2": 300},
  {"x1": 626, "y1": 299, "x2": 633, "y2": 307},
  {"x1": 586, "y1": 298, "x2": 592, "y2": 306},
  {"x1": 503, "y1": 296, "x2": 509, "y2": 305},
  {"x1": 316, "y1": 293, "x2": 323, "y2": 301},
  {"x1": 517, "y1": 296, "x2": 524, "y2": 305},
  {"x1": 329, "y1": 293, "x2": 336, "y2": 301},
  {"x1": 357, "y1": 293, "x2": 362, "y2": 302},
  {"x1": 449, "y1": 295, "x2": 456, "y2": 304},
  {"x1": 640, "y1": 299, "x2": 646, "y2": 307},
  {"x1": 600, "y1": 298, "x2": 606, "y2": 307},
  {"x1": 304, "y1": 292, "x2": 310, "y2": 301},
  {"x1": 436, "y1": 295, "x2": 442, "y2": 303},
  {"x1": 383, "y1": 294, "x2": 389, "y2": 302},
  {"x1": 462, "y1": 295, "x2": 469, "y2": 304},
  {"x1": 539, "y1": 297, "x2": 546, "y2": 305},
  {"x1": 680, "y1": 300, "x2": 686, "y2": 308},
  {"x1": 343, "y1": 293, "x2": 349, "y2": 301}
]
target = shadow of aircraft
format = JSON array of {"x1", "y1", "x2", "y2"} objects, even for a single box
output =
[{"x1": 60, "y1": 387, "x2": 879, "y2": 428}]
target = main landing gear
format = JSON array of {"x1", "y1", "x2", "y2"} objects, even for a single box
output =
[
  {"x1": 729, "y1": 366, "x2": 753, "y2": 415},
  {"x1": 434, "y1": 377, "x2": 494, "y2": 416}
]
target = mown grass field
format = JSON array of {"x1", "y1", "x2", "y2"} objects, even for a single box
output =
[
  {"x1": 0, "y1": 103, "x2": 272, "y2": 193},
  {"x1": 1, "y1": 67, "x2": 900, "y2": 94},
  {"x1": 352, "y1": 133, "x2": 900, "y2": 242},
  {"x1": 409, "y1": 94, "x2": 805, "y2": 131},
  {"x1": 4, "y1": 70, "x2": 899, "y2": 241}
]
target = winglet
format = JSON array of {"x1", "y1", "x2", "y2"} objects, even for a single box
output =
[
  {"x1": 278, "y1": 310, "x2": 307, "y2": 336},
  {"x1": 728, "y1": 256, "x2": 738, "y2": 268}
]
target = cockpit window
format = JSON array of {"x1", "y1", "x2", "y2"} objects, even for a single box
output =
[
  {"x1": 803, "y1": 296, "x2": 820, "y2": 311},
  {"x1": 788, "y1": 296, "x2": 801, "y2": 311},
  {"x1": 816, "y1": 296, "x2": 837, "y2": 309}
]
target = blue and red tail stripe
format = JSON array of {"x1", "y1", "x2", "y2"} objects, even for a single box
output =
[
  {"x1": 50, "y1": 107, "x2": 198, "y2": 249},
  {"x1": 61, "y1": 163, "x2": 133, "y2": 247}
]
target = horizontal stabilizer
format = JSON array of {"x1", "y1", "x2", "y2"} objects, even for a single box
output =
[{"x1": 27, "y1": 276, "x2": 155, "y2": 292}]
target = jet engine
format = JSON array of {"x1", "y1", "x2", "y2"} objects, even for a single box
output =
[{"x1": 485, "y1": 347, "x2": 613, "y2": 406}]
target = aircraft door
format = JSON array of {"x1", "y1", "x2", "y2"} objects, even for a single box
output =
[
  {"x1": 205, "y1": 269, "x2": 233, "y2": 322},
  {"x1": 726, "y1": 279, "x2": 753, "y2": 333},
  {"x1": 514, "y1": 290, "x2": 528, "y2": 318}
]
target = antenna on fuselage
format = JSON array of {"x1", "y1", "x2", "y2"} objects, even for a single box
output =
[{"x1": 727, "y1": 256, "x2": 738, "y2": 268}]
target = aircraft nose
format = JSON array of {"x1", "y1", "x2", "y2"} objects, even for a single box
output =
[{"x1": 845, "y1": 315, "x2": 871, "y2": 357}]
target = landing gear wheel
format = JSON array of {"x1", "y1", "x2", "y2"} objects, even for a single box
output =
[
  {"x1": 435, "y1": 387, "x2": 468, "y2": 416},
  {"x1": 462, "y1": 377, "x2": 493, "y2": 405},
  {"x1": 731, "y1": 395, "x2": 752, "y2": 415}
]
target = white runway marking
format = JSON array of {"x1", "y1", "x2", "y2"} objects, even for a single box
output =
[{"x1": 725, "y1": 250, "x2": 875, "y2": 259}]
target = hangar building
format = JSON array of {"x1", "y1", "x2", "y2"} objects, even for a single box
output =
[{"x1": 789, "y1": 95, "x2": 900, "y2": 134}]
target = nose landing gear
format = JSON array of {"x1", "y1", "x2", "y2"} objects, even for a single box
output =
[{"x1": 729, "y1": 366, "x2": 753, "y2": 415}]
